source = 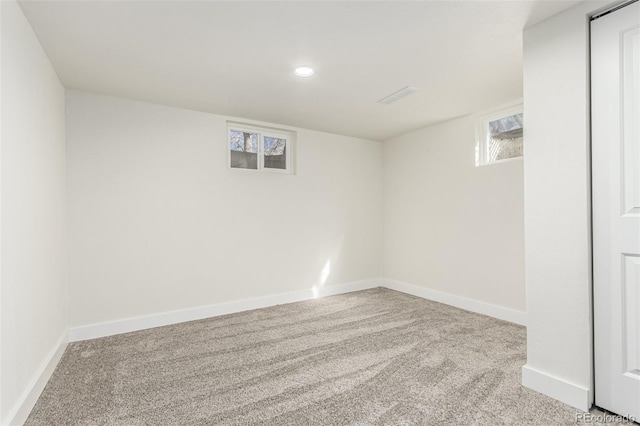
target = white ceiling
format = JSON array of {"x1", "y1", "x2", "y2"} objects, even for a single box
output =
[{"x1": 19, "y1": 0, "x2": 586, "y2": 141}]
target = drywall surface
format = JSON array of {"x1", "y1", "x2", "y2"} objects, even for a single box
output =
[
  {"x1": 382, "y1": 114, "x2": 525, "y2": 312},
  {"x1": 0, "y1": 1, "x2": 67, "y2": 423},
  {"x1": 66, "y1": 91, "x2": 382, "y2": 328},
  {"x1": 521, "y1": 0, "x2": 616, "y2": 409}
]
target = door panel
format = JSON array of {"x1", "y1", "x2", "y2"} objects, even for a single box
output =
[
  {"x1": 622, "y1": 27, "x2": 639, "y2": 216},
  {"x1": 623, "y1": 254, "x2": 640, "y2": 378},
  {"x1": 592, "y1": 0, "x2": 640, "y2": 419}
]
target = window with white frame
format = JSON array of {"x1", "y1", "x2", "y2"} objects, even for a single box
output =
[
  {"x1": 476, "y1": 104, "x2": 523, "y2": 166},
  {"x1": 228, "y1": 123, "x2": 293, "y2": 173}
]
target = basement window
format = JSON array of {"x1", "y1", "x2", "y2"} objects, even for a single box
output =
[
  {"x1": 228, "y1": 123, "x2": 293, "y2": 173},
  {"x1": 476, "y1": 104, "x2": 523, "y2": 166}
]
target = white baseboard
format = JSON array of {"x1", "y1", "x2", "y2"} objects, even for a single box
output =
[
  {"x1": 3, "y1": 330, "x2": 68, "y2": 426},
  {"x1": 70, "y1": 278, "x2": 527, "y2": 342},
  {"x1": 521, "y1": 364, "x2": 592, "y2": 412},
  {"x1": 69, "y1": 279, "x2": 382, "y2": 342},
  {"x1": 380, "y1": 278, "x2": 527, "y2": 326}
]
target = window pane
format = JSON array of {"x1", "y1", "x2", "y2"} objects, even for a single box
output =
[
  {"x1": 263, "y1": 136, "x2": 287, "y2": 170},
  {"x1": 487, "y1": 113, "x2": 523, "y2": 162},
  {"x1": 229, "y1": 130, "x2": 258, "y2": 169}
]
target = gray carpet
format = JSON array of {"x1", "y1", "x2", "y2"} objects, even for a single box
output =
[{"x1": 25, "y1": 288, "x2": 629, "y2": 425}]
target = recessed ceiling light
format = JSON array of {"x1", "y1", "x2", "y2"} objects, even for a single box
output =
[{"x1": 294, "y1": 66, "x2": 314, "y2": 78}]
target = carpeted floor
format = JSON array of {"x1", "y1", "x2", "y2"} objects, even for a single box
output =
[{"x1": 25, "y1": 288, "x2": 630, "y2": 425}]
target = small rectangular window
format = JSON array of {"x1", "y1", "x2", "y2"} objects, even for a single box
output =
[
  {"x1": 228, "y1": 123, "x2": 293, "y2": 173},
  {"x1": 263, "y1": 135, "x2": 287, "y2": 170},
  {"x1": 229, "y1": 130, "x2": 259, "y2": 170},
  {"x1": 476, "y1": 104, "x2": 523, "y2": 166}
]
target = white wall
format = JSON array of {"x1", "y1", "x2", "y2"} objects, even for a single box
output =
[
  {"x1": 382, "y1": 114, "x2": 525, "y2": 314},
  {"x1": 66, "y1": 90, "x2": 382, "y2": 329},
  {"x1": 521, "y1": 0, "x2": 616, "y2": 412},
  {"x1": 0, "y1": 1, "x2": 67, "y2": 424}
]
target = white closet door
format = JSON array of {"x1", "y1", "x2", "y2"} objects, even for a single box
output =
[{"x1": 592, "y1": 0, "x2": 640, "y2": 419}]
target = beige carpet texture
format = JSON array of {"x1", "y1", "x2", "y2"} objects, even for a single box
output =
[{"x1": 25, "y1": 288, "x2": 627, "y2": 425}]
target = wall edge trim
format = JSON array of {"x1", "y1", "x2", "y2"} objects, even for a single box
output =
[
  {"x1": 522, "y1": 364, "x2": 592, "y2": 412},
  {"x1": 69, "y1": 279, "x2": 383, "y2": 342},
  {"x1": 380, "y1": 278, "x2": 527, "y2": 325},
  {"x1": 3, "y1": 329, "x2": 69, "y2": 426}
]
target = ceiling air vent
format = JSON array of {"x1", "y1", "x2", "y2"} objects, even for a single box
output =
[{"x1": 377, "y1": 86, "x2": 419, "y2": 105}]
